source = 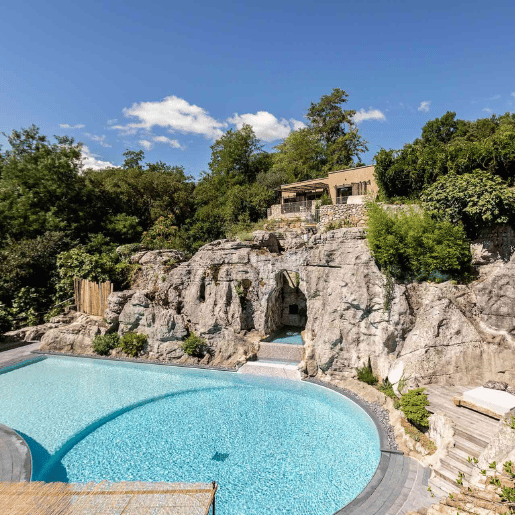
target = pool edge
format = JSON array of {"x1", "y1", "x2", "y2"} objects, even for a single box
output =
[
  {"x1": 0, "y1": 424, "x2": 33, "y2": 482},
  {"x1": 303, "y1": 378, "x2": 403, "y2": 515}
]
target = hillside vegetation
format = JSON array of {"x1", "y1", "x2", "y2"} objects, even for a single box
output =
[{"x1": 1, "y1": 100, "x2": 515, "y2": 333}]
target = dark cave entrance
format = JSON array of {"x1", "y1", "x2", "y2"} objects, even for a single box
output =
[{"x1": 264, "y1": 270, "x2": 307, "y2": 335}]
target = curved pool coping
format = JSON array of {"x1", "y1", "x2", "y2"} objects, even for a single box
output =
[
  {"x1": 0, "y1": 424, "x2": 32, "y2": 482},
  {"x1": 304, "y1": 378, "x2": 405, "y2": 514},
  {"x1": 0, "y1": 352, "x2": 405, "y2": 514}
]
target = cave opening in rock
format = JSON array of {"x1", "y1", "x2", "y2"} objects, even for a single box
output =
[{"x1": 265, "y1": 270, "x2": 307, "y2": 336}]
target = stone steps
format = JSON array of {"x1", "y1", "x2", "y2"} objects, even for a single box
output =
[
  {"x1": 453, "y1": 434, "x2": 485, "y2": 459},
  {"x1": 257, "y1": 341, "x2": 303, "y2": 363},
  {"x1": 428, "y1": 474, "x2": 460, "y2": 498},
  {"x1": 432, "y1": 462, "x2": 471, "y2": 489},
  {"x1": 237, "y1": 361, "x2": 301, "y2": 381},
  {"x1": 425, "y1": 386, "x2": 497, "y2": 502}
]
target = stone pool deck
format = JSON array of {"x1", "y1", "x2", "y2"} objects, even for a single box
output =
[
  {"x1": 307, "y1": 379, "x2": 435, "y2": 515},
  {"x1": 0, "y1": 425, "x2": 32, "y2": 482}
]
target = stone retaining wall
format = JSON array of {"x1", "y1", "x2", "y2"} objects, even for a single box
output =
[{"x1": 317, "y1": 203, "x2": 367, "y2": 230}]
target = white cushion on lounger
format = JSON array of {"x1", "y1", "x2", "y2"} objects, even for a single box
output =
[{"x1": 462, "y1": 387, "x2": 515, "y2": 416}]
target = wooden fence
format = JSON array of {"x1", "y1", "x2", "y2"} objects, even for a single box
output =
[{"x1": 74, "y1": 278, "x2": 113, "y2": 316}]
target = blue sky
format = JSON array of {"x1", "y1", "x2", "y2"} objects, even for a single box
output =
[{"x1": 1, "y1": 0, "x2": 514, "y2": 178}]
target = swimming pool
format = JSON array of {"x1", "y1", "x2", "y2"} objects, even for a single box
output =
[
  {"x1": 0, "y1": 356, "x2": 380, "y2": 514},
  {"x1": 264, "y1": 326, "x2": 304, "y2": 345}
]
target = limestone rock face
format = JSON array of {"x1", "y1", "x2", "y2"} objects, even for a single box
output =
[
  {"x1": 39, "y1": 312, "x2": 108, "y2": 354},
  {"x1": 95, "y1": 228, "x2": 413, "y2": 374},
  {"x1": 18, "y1": 227, "x2": 515, "y2": 380}
]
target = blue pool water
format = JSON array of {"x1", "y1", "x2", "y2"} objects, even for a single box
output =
[
  {"x1": 0, "y1": 356, "x2": 380, "y2": 514},
  {"x1": 265, "y1": 327, "x2": 304, "y2": 345}
]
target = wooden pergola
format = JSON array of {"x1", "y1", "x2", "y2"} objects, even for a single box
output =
[{"x1": 0, "y1": 480, "x2": 218, "y2": 515}]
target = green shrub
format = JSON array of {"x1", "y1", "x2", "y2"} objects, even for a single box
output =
[
  {"x1": 141, "y1": 214, "x2": 186, "y2": 250},
  {"x1": 356, "y1": 357, "x2": 378, "y2": 385},
  {"x1": 0, "y1": 302, "x2": 13, "y2": 335},
  {"x1": 421, "y1": 170, "x2": 515, "y2": 238},
  {"x1": 181, "y1": 332, "x2": 207, "y2": 357},
  {"x1": 92, "y1": 333, "x2": 120, "y2": 356},
  {"x1": 119, "y1": 332, "x2": 147, "y2": 357},
  {"x1": 366, "y1": 202, "x2": 471, "y2": 282},
  {"x1": 318, "y1": 192, "x2": 332, "y2": 206},
  {"x1": 378, "y1": 378, "x2": 397, "y2": 400},
  {"x1": 399, "y1": 388, "x2": 430, "y2": 428}
]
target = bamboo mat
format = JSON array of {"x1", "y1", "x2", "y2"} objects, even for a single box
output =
[{"x1": 0, "y1": 480, "x2": 217, "y2": 515}]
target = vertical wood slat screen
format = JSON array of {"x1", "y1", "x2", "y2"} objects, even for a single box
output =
[{"x1": 74, "y1": 278, "x2": 113, "y2": 316}]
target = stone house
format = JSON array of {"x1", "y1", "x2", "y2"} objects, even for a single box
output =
[{"x1": 267, "y1": 165, "x2": 377, "y2": 220}]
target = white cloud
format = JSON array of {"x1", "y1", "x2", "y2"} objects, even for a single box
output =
[
  {"x1": 138, "y1": 136, "x2": 186, "y2": 151},
  {"x1": 153, "y1": 135, "x2": 185, "y2": 149},
  {"x1": 488, "y1": 94, "x2": 501, "y2": 100},
  {"x1": 106, "y1": 119, "x2": 117, "y2": 125},
  {"x1": 139, "y1": 139, "x2": 154, "y2": 151},
  {"x1": 290, "y1": 118, "x2": 307, "y2": 131},
  {"x1": 417, "y1": 101, "x2": 431, "y2": 113},
  {"x1": 81, "y1": 146, "x2": 116, "y2": 170},
  {"x1": 119, "y1": 95, "x2": 227, "y2": 139},
  {"x1": 85, "y1": 133, "x2": 112, "y2": 148},
  {"x1": 227, "y1": 111, "x2": 305, "y2": 142},
  {"x1": 511, "y1": 92, "x2": 515, "y2": 98},
  {"x1": 353, "y1": 108, "x2": 387, "y2": 123},
  {"x1": 482, "y1": 107, "x2": 493, "y2": 113},
  {"x1": 59, "y1": 123, "x2": 85, "y2": 129}
]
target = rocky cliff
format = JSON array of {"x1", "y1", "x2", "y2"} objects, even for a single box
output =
[{"x1": 12, "y1": 227, "x2": 515, "y2": 386}]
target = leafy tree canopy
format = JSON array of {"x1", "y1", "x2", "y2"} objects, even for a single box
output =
[
  {"x1": 374, "y1": 111, "x2": 515, "y2": 200},
  {"x1": 0, "y1": 125, "x2": 84, "y2": 241},
  {"x1": 421, "y1": 171, "x2": 515, "y2": 238},
  {"x1": 271, "y1": 88, "x2": 368, "y2": 183},
  {"x1": 190, "y1": 125, "x2": 274, "y2": 246},
  {"x1": 306, "y1": 88, "x2": 368, "y2": 171}
]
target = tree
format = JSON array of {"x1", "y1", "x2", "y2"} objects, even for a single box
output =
[
  {"x1": 83, "y1": 157, "x2": 195, "y2": 231},
  {"x1": 190, "y1": 125, "x2": 274, "y2": 246},
  {"x1": 306, "y1": 88, "x2": 368, "y2": 171},
  {"x1": 270, "y1": 89, "x2": 368, "y2": 183},
  {"x1": 0, "y1": 126, "x2": 85, "y2": 242},
  {"x1": 122, "y1": 149, "x2": 144, "y2": 170},
  {"x1": 270, "y1": 127, "x2": 326, "y2": 183},
  {"x1": 421, "y1": 171, "x2": 515, "y2": 238},
  {"x1": 373, "y1": 112, "x2": 515, "y2": 200}
]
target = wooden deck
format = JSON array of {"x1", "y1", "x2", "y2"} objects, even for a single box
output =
[
  {"x1": 0, "y1": 480, "x2": 217, "y2": 515},
  {"x1": 425, "y1": 385, "x2": 499, "y2": 445},
  {"x1": 425, "y1": 385, "x2": 500, "y2": 499}
]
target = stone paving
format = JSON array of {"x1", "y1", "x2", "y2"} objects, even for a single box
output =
[
  {"x1": 338, "y1": 453, "x2": 434, "y2": 515},
  {"x1": 307, "y1": 379, "x2": 434, "y2": 515},
  {"x1": 0, "y1": 342, "x2": 41, "y2": 367},
  {"x1": 0, "y1": 425, "x2": 31, "y2": 482}
]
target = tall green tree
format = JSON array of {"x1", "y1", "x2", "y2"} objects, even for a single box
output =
[
  {"x1": 190, "y1": 125, "x2": 274, "y2": 246},
  {"x1": 271, "y1": 88, "x2": 368, "y2": 183},
  {"x1": 0, "y1": 125, "x2": 85, "y2": 242},
  {"x1": 270, "y1": 127, "x2": 326, "y2": 183},
  {"x1": 306, "y1": 88, "x2": 368, "y2": 171}
]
